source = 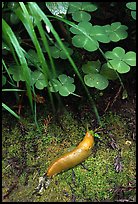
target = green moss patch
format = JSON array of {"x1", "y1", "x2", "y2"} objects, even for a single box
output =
[{"x1": 2, "y1": 110, "x2": 136, "y2": 202}]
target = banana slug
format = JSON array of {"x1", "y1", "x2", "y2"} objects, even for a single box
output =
[{"x1": 46, "y1": 131, "x2": 95, "y2": 177}]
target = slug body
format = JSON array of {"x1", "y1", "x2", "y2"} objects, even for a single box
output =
[{"x1": 46, "y1": 131, "x2": 94, "y2": 177}]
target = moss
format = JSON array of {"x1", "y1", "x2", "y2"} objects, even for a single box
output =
[{"x1": 2, "y1": 110, "x2": 136, "y2": 202}]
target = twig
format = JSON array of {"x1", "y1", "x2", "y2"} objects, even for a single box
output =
[
  {"x1": 104, "y1": 86, "x2": 122, "y2": 112},
  {"x1": 110, "y1": 86, "x2": 122, "y2": 108}
]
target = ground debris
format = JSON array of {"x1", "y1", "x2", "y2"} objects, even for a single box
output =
[{"x1": 114, "y1": 155, "x2": 123, "y2": 173}]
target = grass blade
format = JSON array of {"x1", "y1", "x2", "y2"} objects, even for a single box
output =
[
  {"x1": 2, "y1": 103, "x2": 20, "y2": 119},
  {"x1": 2, "y1": 19, "x2": 34, "y2": 113},
  {"x1": 16, "y1": 2, "x2": 56, "y2": 112}
]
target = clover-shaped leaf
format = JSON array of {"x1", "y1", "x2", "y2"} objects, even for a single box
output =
[
  {"x1": 72, "y1": 10, "x2": 91, "y2": 22},
  {"x1": 49, "y1": 79, "x2": 61, "y2": 92},
  {"x1": 126, "y1": 2, "x2": 136, "y2": 20},
  {"x1": 122, "y1": 51, "x2": 136, "y2": 66},
  {"x1": 81, "y1": 2, "x2": 97, "y2": 12},
  {"x1": 90, "y1": 26, "x2": 110, "y2": 43},
  {"x1": 108, "y1": 60, "x2": 130, "y2": 73},
  {"x1": 68, "y1": 2, "x2": 82, "y2": 13},
  {"x1": 68, "y1": 2, "x2": 97, "y2": 18},
  {"x1": 100, "y1": 63, "x2": 118, "y2": 80},
  {"x1": 103, "y1": 22, "x2": 128, "y2": 42},
  {"x1": 26, "y1": 49, "x2": 41, "y2": 66},
  {"x1": 49, "y1": 42, "x2": 73, "y2": 59},
  {"x1": 84, "y1": 73, "x2": 109, "y2": 90},
  {"x1": 31, "y1": 70, "x2": 47, "y2": 90},
  {"x1": 58, "y1": 74, "x2": 75, "y2": 96},
  {"x1": 82, "y1": 60, "x2": 101, "y2": 74},
  {"x1": 70, "y1": 21, "x2": 93, "y2": 35},
  {"x1": 70, "y1": 2, "x2": 97, "y2": 13},
  {"x1": 82, "y1": 60, "x2": 109, "y2": 90},
  {"x1": 105, "y1": 47, "x2": 136, "y2": 73},
  {"x1": 8, "y1": 65, "x2": 26, "y2": 82},
  {"x1": 58, "y1": 74, "x2": 74, "y2": 84},
  {"x1": 49, "y1": 74, "x2": 75, "y2": 96},
  {"x1": 58, "y1": 82, "x2": 75, "y2": 96},
  {"x1": 131, "y1": 11, "x2": 136, "y2": 20},
  {"x1": 68, "y1": 2, "x2": 97, "y2": 22},
  {"x1": 70, "y1": 22, "x2": 99, "y2": 51},
  {"x1": 126, "y1": 2, "x2": 136, "y2": 10},
  {"x1": 105, "y1": 47, "x2": 125, "y2": 59}
]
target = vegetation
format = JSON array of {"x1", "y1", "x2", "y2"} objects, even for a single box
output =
[
  {"x1": 2, "y1": 2, "x2": 136, "y2": 125},
  {"x1": 2, "y1": 2, "x2": 136, "y2": 202}
]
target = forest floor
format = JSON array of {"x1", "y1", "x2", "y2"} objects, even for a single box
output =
[{"x1": 2, "y1": 72, "x2": 136, "y2": 202}]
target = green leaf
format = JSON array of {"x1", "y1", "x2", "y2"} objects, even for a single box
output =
[
  {"x1": 7, "y1": 2, "x2": 19, "y2": 10},
  {"x1": 68, "y1": 2, "x2": 82, "y2": 13},
  {"x1": 68, "y1": 2, "x2": 97, "y2": 23},
  {"x1": 2, "y1": 75, "x2": 7, "y2": 86},
  {"x1": 107, "y1": 60, "x2": 130, "y2": 73},
  {"x1": 82, "y1": 60, "x2": 101, "y2": 74},
  {"x1": 72, "y1": 10, "x2": 91, "y2": 22},
  {"x1": 58, "y1": 74, "x2": 74, "y2": 84},
  {"x1": 60, "y1": 47, "x2": 73, "y2": 59},
  {"x1": 49, "y1": 42, "x2": 73, "y2": 59},
  {"x1": 131, "y1": 11, "x2": 136, "y2": 20},
  {"x1": 70, "y1": 21, "x2": 93, "y2": 34},
  {"x1": 8, "y1": 65, "x2": 26, "y2": 82},
  {"x1": 81, "y1": 2, "x2": 97, "y2": 12},
  {"x1": 68, "y1": 2, "x2": 97, "y2": 13},
  {"x1": 49, "y1": 74, "x2": 76, "y2": 96},
  {"x1": 84, "y1": 73, "x2": 109, "y2": 90},
  {"x1": 72, "y1": 34, "x2": 98, "y2": 51},
  {"x1": 126, "y1": 2, "x2": 136, "y2": 10},
  {"x1": 70, "y1": 21, "x2": 99, "y2": 51},
  {"x1": 126, "y1": 2, "x2": 136, "y2": 19},
  {"x1": 31, "y1": 70, "x2": 47, "y2": 90},
  {"x1": 58, "y1": 83, "x2": 75, "y2": 96},
  {"x1": 10, "y1": 12, "x2": 20, "y2": 25},
  {"x1": 105, "y1": 47, "x2": 136, "y2": 74},
  {"x1": 49, "y1": 79, "x2": 61, "y2": 92},
  {"x1": 49, "y1": 46, "x2": 60, "y2": 59},
  {"x1": 26, "y1": 49, "x2": 40, "y2": 66},
  {"x1": 104, "y1": 22, "x2": 128, "y2": 42},
  {"x1": 58, "y1": 74, "x2": 75, "y2": 96},
  {"x1": 91, "y1": 26, "x2": 110, "y2": 43},
  {"x1": 105, "y1": 47, "x2": 126, "y2": 59},
  {"x1": 46, "y1": 2, "x2": 69, "y2": 17},
  {"x1": 84, "y1": 74, "x2": 95, "y2": 88},
  {"x1": 122, "y1": 51, "x2": 136, "y2": 66},
  {"x1": 100, "y1": 63, "x2": 118, "y2": 80}
]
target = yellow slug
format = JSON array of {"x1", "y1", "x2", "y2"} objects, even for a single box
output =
[{"x1": 46, "y1": 131, "x2": 94, "y2": 177}]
